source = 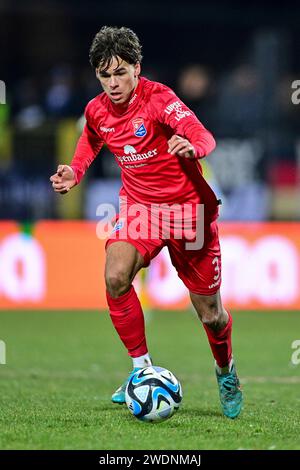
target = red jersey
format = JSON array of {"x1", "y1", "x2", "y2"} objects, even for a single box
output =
[{"x1": 71, "y1": 76, "x2": 219, "y2": 219}]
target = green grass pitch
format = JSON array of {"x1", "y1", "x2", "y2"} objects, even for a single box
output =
[{"x1": 0, "y1": 309, "x2": 299, "y2": 450}]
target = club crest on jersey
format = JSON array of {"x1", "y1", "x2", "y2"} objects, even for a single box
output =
[{"x1": 132, "y1": 118, "x2": 147, "y2": 137}]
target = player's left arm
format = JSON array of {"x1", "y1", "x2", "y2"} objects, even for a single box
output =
[
  {"x1": 153, "y1": 86, "x2": 216, "y2": 159},
  {"x1": 167, "y1": 134, "x2": 197, "y2": 159}
]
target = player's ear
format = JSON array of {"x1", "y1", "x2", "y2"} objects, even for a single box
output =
[
  {"x1": 134, "y1": 62, "x2": 141, "y2": 77},
  {"x1": 95, "y1": 68, "x2": 101, "y2": 80}
]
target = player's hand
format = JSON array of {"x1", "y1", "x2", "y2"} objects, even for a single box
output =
[
  {"x1": 167, "y1": 135, "x2": 195, "y2": 159},
  {"x1": 50, "y1": 165, "x2": 76, "y2": 194}
]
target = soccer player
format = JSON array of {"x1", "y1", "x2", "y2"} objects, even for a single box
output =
[{"x1": 50, "y1": 26, "x2": 243, "y2": 418}]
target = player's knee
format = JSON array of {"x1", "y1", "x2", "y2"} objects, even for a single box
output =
[
  {"x1": 200, "y1": 303, "x2": 224, "y2": 330},
  {"x1": 105, "y1": 269, "x2": 131, "y2": 298}
]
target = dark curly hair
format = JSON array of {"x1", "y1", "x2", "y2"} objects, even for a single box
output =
[{"x1": 89, "y1": 26, "x2": 143, "y2": 70}]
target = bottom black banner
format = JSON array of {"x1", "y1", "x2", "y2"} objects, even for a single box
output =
[{"x1": 0, "y1": 450, "x2": 297, "y2": 467}]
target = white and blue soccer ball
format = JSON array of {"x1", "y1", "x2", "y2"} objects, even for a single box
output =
[{"x1": 125, "y1": 366, "x2": 183, "y2": 422}]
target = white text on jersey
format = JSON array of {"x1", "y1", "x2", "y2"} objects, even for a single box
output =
[{"x1": 100, "y1": 126, "x2": 115, "y2": 133}]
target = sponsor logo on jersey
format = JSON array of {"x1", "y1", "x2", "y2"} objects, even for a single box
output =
[
  {"x1": 124, "y1": 145, "x2": 137, "y2": 155},
  {"x1": 208, "y1": 279, "x2": 221, "y2": 289},
  {"x1": 116, "y1": 145, "x2": 158, "y2": 165},
  {"x1": 132, "y1": 118, "x2": 147, "y2": 137},
  {"x1": 100, "y1": 126, "x2": 115, "y2": 133},
  {"x1": 129, "y1": 93, "x2": 137, "y2": 105},
  {"x1": 164, "y1": 100, "x2": 192, "y2": 122}
]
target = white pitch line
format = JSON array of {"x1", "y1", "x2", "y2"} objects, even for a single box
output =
[{"x1": 241, "y1": 376, "x2": 300, "y2": 384}]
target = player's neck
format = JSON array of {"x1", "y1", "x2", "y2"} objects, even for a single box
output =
[{"x1": 110, "y1": 78, "x2": 140, "y2": 112}]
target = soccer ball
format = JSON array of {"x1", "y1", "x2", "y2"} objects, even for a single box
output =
[{"x1": 125, "y1": 366, "x2": 183, "y2": 422}]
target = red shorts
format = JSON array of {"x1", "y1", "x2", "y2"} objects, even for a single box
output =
[{"x1": 106, "y1": 201, "x2": 221, "y2": 296}]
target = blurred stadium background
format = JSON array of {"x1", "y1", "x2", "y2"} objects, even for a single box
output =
[
  {"x1": 1, "y1": 0, "x2": 300, "y2": 310},
  {"x1": 1, "y1": 0, "x2": 300, "y2": 450}
]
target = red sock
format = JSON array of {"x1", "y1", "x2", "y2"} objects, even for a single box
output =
[
  {"x1": 106, "y1": 286, "x2": 148, "y2": 358},
  {"x1": 202, "y1": 311, "x2": 233, "y2": 368}
]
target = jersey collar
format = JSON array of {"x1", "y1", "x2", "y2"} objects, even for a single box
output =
[{"x1": 108, "y1": 77, "x2": 144, "y2": 116}]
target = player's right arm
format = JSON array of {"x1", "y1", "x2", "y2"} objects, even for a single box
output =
[
  {"x1": 50, "y1": 101, "x2": 104, "y2": 194},
  {"x1": 50, "y1": 164, "x2": 76, "y2": 194}
]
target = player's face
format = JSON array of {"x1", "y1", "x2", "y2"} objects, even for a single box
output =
[{"x1": 96, "y1": 57, "x2": 141, "y2": 104}]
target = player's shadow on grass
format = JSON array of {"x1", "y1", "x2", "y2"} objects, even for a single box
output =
[
  {"x1": 101, "y1": 403, "x2": 129, "y2": 413},
  {"x1": 179, "y1": 407, "x2": 222, "y2": 418},
  {"x1": 98, "y1": 403, "x2": 223, "y2": 422},
  {"x1": 99, "y1": 402, "x2": 222, "y2": 418}
]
